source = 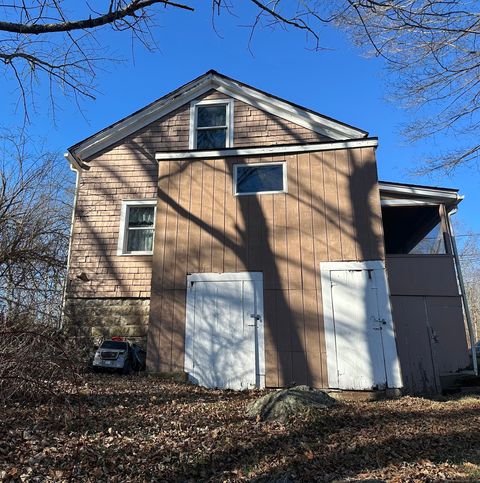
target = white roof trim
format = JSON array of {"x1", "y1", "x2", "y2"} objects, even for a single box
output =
[
  {"x1": 378, "y1": 182, "x2": 461, "y2": 202},
  {"x1": 71, "y1": 77, "x2": 215, "y2": 161},
  {"x1": 155, "y1": 138, "x2": 378, "y2": 160},
  {"x1": 213, "y1": 77, "x2": 364, "y2": 140},
  {"x1": 380, "y1": 199, "x2": 439, "y2": 207},
  {"x1": 69, "y1": 72, "x2": 367, "y2": 163}
]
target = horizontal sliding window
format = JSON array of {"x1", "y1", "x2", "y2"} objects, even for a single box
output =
[{"x1": 234, "y1": 163, "x2": 286, "y2": 195}]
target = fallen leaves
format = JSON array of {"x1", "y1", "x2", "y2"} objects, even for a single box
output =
[{"x1": 1, "y1": 375, "x2": 480, "y2": 481}]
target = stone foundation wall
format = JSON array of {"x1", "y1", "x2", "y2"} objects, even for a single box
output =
[{"x1": 64, "y1": 297, "x2": 150, "y2": 348}]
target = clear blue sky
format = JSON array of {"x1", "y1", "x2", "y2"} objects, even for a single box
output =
[{"x1": 1, "y1": 2, "x2": 478, "y2": 234}]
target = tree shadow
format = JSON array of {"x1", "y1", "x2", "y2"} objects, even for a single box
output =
[
  {"x1": 65, "y1": 88, "x2": 390, "y2": 392},
  {"x1": 146, "y1": 144, "x2": 387, "y2": 390},
  {"x1": 5, "y1": 382, "x2": 479, "y2": 482}
]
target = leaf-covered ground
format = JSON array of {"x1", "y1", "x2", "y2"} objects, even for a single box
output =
[{"x1": 2, "y1": 375, "x2": 480, "y2": 482}]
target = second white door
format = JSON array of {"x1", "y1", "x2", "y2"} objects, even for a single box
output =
[{"x1": 321, "y1": 261, "x2": 403, "y2": 390}]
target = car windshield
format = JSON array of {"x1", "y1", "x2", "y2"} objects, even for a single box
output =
[{"x1": 100, "y1": 341, "x2": 128, "y2": 350}]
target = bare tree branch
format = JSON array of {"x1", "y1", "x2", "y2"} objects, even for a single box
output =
[
  {"x1": 1, "y1": 1, "x2": 480, "y2": 171},
  {"x1": 0, "y1": 0, "x2": 193, "y2": 34}
]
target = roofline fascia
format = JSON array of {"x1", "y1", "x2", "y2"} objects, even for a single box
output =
[
  {"x1": 212, "y1": 71, "x2": 368, "y2": 138},
  {"x1": 212, "y1": 76, "x2": 367, "y2": 140},
  {"x1": 155, "y1": 138, "x2": 378, "y2": 160},
  {"x1": 68, "y1": 71, "x2": 368, "y2": 162},
  {"x1": 379, "y1": 182, "x2": 463, "y2": 208},
  {"x1": 70, "y1": 74, "x2": 217, "y2": 161},
  {"x1": 379, "y1": 182, "x2": 460, "y2": 200}
]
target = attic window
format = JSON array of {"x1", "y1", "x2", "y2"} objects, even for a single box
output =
[{"x1": 190, "y1": 99, "x2": 233, "y2": 149}]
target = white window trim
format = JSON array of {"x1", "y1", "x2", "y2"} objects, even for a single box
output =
[
  {"x1": 117, "y1": 199, "x2": 157, "y2": 256},
  {"x1": 189, "y1": 98, "x2": 234, "y2": 149},
  {"x1": 233, "y1": 161, "x2": 287, "y2": 196}
]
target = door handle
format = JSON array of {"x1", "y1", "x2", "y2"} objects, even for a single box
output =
[{"x1": 248, "y1": 314, "x2": 261, "y2": 326}]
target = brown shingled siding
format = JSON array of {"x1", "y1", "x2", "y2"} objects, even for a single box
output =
[{"x1": 147, "y1": 147, "x2": 384, "y2": 388}]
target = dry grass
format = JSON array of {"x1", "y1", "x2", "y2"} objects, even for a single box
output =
[{"x1": 2, "y1": 375, "x2": 480, "y2": 481}]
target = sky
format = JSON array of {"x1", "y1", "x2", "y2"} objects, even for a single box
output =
[{"x1": 0, "y1": 1, "x2": 479, "y2": 236}]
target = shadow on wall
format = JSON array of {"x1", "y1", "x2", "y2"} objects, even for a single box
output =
[
  {"x1": 66, "y1": 108, "x2": 387, "y2": 388},
  {"x1": 348, "y1": 148, "x2": 399, "y2": 389},
  {"x1": 145, "y1": 143, "x2": 387, "y2": 389}
]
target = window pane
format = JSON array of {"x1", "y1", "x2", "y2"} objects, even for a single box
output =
[
  {"x1": 128, "y1": 206, "x2": 155, "y2": 228},
  {"x1": 197, "y1": 128, "x2": 227, "y2": 149},
  {"x1": 409, "y1": 222, "x2": 446, "y2": 255},
  {"x1": 236, "y1": 164, "x2": 284, "y2": 194},
  {"x1": 100, "y1": 341, "x2": 128, "y2": 350},
  {"x1": 127, "y1": 228, "x2": 154, "y2": 252},
  {"x1": 197, "y1": 105, "x2": 226, "y2": 127}
]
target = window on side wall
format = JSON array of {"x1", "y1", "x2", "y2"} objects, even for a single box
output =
[
  {"x1": 190, "y1": 99, "x2": 233, "y2": 149},
  {"x1": 118, "y1": 200, "x2": 156, "y2": 255},
  {"x1": 234, "y1": 163, "x2": 287, "y2": 196}
]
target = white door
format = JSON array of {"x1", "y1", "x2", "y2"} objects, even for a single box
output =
[
  {"x1": 321, "y1": 261, "x2": 402, "y2": 390},
  {"x1": 184, "y1": 272, "x2": 265, "y2": 390}
]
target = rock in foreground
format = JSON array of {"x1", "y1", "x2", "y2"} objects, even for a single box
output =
[{"x1": 246, "y1": 385, "x2": 336, "y2": 422}]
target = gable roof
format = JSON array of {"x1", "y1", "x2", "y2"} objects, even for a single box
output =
[{"x1": 66, "y1": 70, "x2": 369, "y2": 169}]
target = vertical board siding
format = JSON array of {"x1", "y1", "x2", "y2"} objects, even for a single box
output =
[
  {"x1": 149, "y1": 147, "x2": 383, "y2": 387},
  {"x1": 286, "y1": 154, "x2": 302, "y2": 290},
  {"x1": 211, "y1": 159, "x2": 226, "y2": 274},
  {"x1": 199, "y1": 160, "x2": 214, "y2": 273},
  {"x1": 223, "y1": 163, "x2": 238, "y2": 272},
  {"x1": 173, "y1": 163, "x2": 191, "y2": 289},
  {"x1": 162, "y1": 161, "x2": 181, "y2": 290},
  {"x1": 187, "y1": 160, "x2": 203, "y2": 275},
  {"x1": 336, "y1": 149, "x2": 357, "y2": 260},
  {"x1": 323, "y1": 150, "x2": 342, "y2": 261}
]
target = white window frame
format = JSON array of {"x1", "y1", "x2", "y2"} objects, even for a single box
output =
[
  {"x1": 189, "y1": 98, "x2": 234, "y2": 150},
  {"x1": 117, "y1": 199, "x2": 157, "y2": 256},
  {"x1": 233, "y1": 162, "x2": 287, "y2": 196}
]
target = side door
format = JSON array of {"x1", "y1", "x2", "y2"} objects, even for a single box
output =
[{"x1": 322, "y1": 262, "x2": 402, "y2": 390}]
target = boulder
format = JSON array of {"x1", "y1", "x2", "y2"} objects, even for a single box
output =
[{"x1": 246, "y1": 385, "x2": 336, "y2": 422}]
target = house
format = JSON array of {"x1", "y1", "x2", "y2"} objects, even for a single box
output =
[{"x1": 64, "y1": 70, "x2": 475, "y2": 394}]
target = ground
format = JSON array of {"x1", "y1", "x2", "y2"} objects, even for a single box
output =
[{"x1": 2, "y1": 375, "x2": 480, "y2": 482}]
